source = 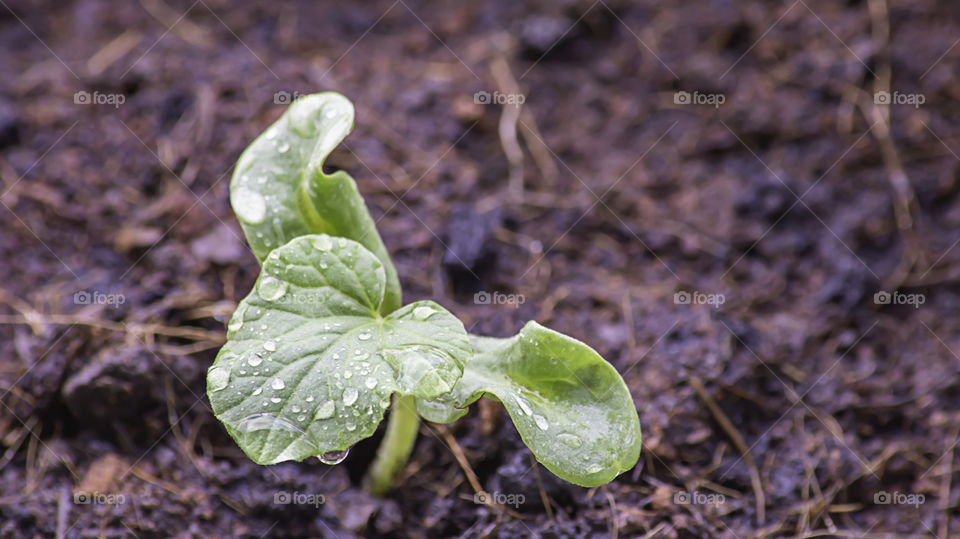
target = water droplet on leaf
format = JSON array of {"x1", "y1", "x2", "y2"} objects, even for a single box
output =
[
  {"x1": 237, "y1": 413, "x2": 302, "y2": 434},
  {"x1": 271, "y1": 378, "x2": 285, "y2": 390},
  {"x1": 342, "y1": 387, "x2": 359, "y2": 406},
  {"x1": 258, "y1": 275, "x2": 288, "y2": 301},
  {"x1": 228, "y1": 303, "x2": 247, "y2": 332},
  {"x1": 314, "y1": 400, "x2": 335, "y2": 420},
  {"x1": 318, "y1": 449, "x2": 349, "y2": 465},
  {"x1": 311, "y1": 236, "x2": 332, "y2": 251},
  {"x1": 412, "y1": 305, "x2": 434, "y2": 320},
  {"x1": 515, "y1": 397, "x2": 532, "y2": 416},
  {"x1": 207, "y1": 367, "x2": 229, "y2": 392},
  {"x1": 558, "y1": 433, "x2": 582, "y2": 448},
  {"x1": 233, "y1": 187, "x2": 266, "y2": 224}
]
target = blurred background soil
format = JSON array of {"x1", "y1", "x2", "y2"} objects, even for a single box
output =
[{"x1": 1, "y1": 0, "x2": 960, "y2": 537}]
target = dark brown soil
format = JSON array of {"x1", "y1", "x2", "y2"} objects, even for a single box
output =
[{"x1": 2, "y1": 0, "x2": 960, "y2": 537}]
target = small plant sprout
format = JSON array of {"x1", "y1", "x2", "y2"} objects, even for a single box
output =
[{"x1": 207, "y1": 92, "x2": 642, "y2": 495}]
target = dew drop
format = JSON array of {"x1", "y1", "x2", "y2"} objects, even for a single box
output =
[
  {"x1": 357, "y1": 333, "x2": 371, "y2": 341},
  {"x1": 253, "y1": 387, "x2": 263, "y2": 396},
  {"x1": 345, "y1": 422, "x2": 356, "y2": 431},
  {"x1": 237, "y1": 413, "x2": 303, "y2": 434},
  {"x1": 306, "y1": 396, "x2": 315, "y2": 402},
  {"x1": 271, "y1": 378, "x2": 285, "y2": 390},
  {"x1": 247, "y1": 353, "x2": 263, "y2": 366},
  {"x1": 587, "y1": 463, "x2": 603, "y2": 474},
  {"x1": 263, "y1": 341, "x2": 277, "y2": 352},
  {"x1": 277, "y1": 142, "x2": 290, "y2": 153},
  {"x1": 258, "y1": 275, "x2": 288, "y2": 301},
  {"x1": 515, "y1": 397, "x2": 533, "y2": 416},
  {"x1": 412, "y1": 305, "x2": 434, "y2": 320},
  {"x1": 228, "y1": 303, "x2": 247, "y2": 332},
  {"x1": 270, "y1": 397, "x2": 281, "y2": 403},
  {"x1": 365, "y1": 377, "x2": 378, "y2": 389},
  {"x1": 207, "y1": 367, "x2": 229, "y2": 392},
  {"x1": 318, "y1": 449, "x2": 349, "y2": 465},
  {"x1": 291, "y1": 405, "x2": 301, "y2": 413},
  {"x1": 342, "y1": 387, "x2": 359, "y2": 406},
  {"x1": 233, "y1": 187, "x2": 266, "y2": 224},
  {"x1": 389, "y1": 348, "x2": 455, "y2": 397},
  {"x1": 558, "y1": 433, "x2": 582, "y2": 448},
  {"x1": 310, "y1": 235, "x2": 332, "y2": 251},
  {"x1": 314, "y1": 400, "x2": 336, "y2": 420}
]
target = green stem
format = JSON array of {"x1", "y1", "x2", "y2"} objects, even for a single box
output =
[{"x1": 366, "y1": 394, "x2": 419, "y2": 495}]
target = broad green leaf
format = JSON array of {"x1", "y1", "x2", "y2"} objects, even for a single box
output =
[
  {"x1": 207, "y1": 234, "x2": 470, "y2": 464},
  {"x1": 230, "y1": 92, "x2": 401, "y2": 314},
  {"x1": 417, "y1": 323, "x2": 642, "y2": 487}
]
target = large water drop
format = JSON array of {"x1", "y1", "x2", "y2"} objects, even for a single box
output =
[
  {"x1": 558, "y1": 433, "x2": 582, "y2": 448},
  {"x1": 233, "y1": 187, "x2": 266, "y2": 224},
  {"x1": 237, "y1": 413, "x2": 302, "y2": 434},
  {"x1": 258, "y1": 275, "x2": 288, "y2": 301},
  {"x1": 207, "y1": 367, "x2": 229, "y2": 392},
  {"x1": 314, "y1": 400, "x2": 335, "y2": 420},
  {"x1": 412, "y1": 305, "x2": 434, "y2": 320},
  {"x1": 318, "y1": 448, "x2": 349, "y2": 465}
]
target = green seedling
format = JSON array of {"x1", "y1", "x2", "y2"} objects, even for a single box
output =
[{"x1": 207, "y1": 92, "x2": 642, "y2": 494}]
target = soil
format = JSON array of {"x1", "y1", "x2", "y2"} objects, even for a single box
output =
[{"x1": 2, "y1": 0, "x2": 960, "y2": 537}]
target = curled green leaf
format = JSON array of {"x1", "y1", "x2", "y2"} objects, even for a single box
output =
[
  {"x1": 417, "y1": 322, "x2": 642, "y2": 487},
  {"x1": 230, "y1": 92, "x2": 401, "y2": 314},
  {"x1": 207, "y1": 234, "x2": 470, "y2": 464}
]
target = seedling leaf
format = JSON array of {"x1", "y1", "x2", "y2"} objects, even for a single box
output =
[
  {"x1": 416, "y1": 322, "x2": 642, "y2": 486},
  {"x1": 207, "y1": 234, "x2": 470, "y2": 464},
  {"x1": 230, "y1": 92, "x2": 401, "y2": 314}
]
